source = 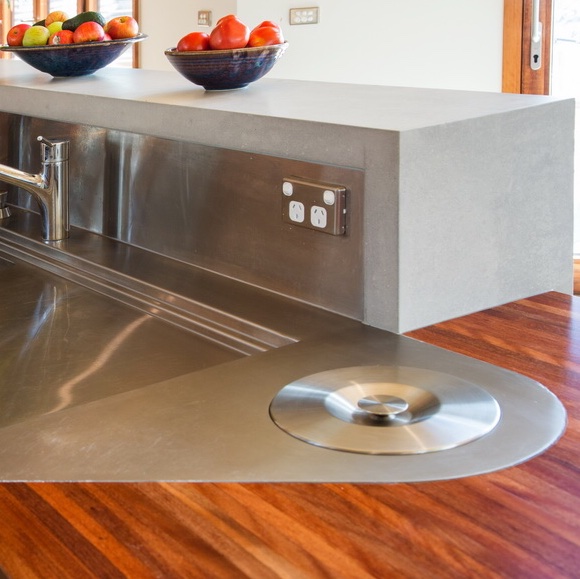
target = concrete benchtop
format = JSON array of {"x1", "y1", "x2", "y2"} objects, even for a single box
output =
[
  {"x1": 0, "y1": 60, "x2": 575, "y2": 332},
  {"x1": 0, "y1": 60, "x2": 567, "y2": 136}
]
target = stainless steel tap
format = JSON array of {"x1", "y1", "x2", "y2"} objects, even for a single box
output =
[{"x1": 0, "y1": 136, "x2": 69, "y2": 241}]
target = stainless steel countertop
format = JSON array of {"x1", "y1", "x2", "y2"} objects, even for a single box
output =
[
  {"x1": 0, "y1": 215, "x2": 566, "y2": 483},
  {"x1": 0, "y1": 250, "x2": 241, "y2": 428}
]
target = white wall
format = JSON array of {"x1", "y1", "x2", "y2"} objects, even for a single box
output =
[
  {"x1": 140, "y1": 0, "x2": 505, "y2": 92},
  {"x1": 140, "y1": 0, "x2": 236, "y2": 71}
]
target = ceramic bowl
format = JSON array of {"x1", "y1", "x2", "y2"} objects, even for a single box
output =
[
  {"x1": 0, "y1": 34, "x2": 147, "y2": 77},
  {"x1": 164, "y1": 42, "x2": 288, "y2": 91}
]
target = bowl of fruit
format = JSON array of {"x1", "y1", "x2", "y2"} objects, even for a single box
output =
[
  {"x1": 1, "y1": 10, "x2": 146, "y2": 77},
  {"x1": 165, "y1": 15, "x2": 288, "y2": 91}
]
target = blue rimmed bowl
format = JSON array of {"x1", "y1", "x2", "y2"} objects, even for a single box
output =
[
  {"x1": 164, "y1": 42, "x2": 288, "y2": 91},
  {"x1": 0, "y1": 34, "x2": 147, "y2": 77}
]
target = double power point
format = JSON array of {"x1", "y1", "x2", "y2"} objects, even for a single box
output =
[{"x1": 282, "y1": 177, "x2": 347, "y2": 235}]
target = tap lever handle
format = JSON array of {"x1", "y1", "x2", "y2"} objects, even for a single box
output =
[
  {"x1": 37, "y1": 135, "x2": 69, "y2": 163},
  {"x1": 37, "y1": 136, "x2": 54, "y2": 147},
  {"x1": 0, "y1": 190, "x2": 11, "y2": 220}
]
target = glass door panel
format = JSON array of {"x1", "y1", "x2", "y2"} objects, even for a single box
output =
[{"x1": 551, "y1": 0, "x2": 580, "y2": 256}]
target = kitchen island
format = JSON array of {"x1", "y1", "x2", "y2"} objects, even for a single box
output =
[
  {"x1": 0, "y1": 61, "x2": 578, "y2": 576},
  {"x1": 0, "y1": 291, "x2": 578, "y2": 577},
  {"x1": 0, "y1": 60, "x2": 574, "y2": 332}
]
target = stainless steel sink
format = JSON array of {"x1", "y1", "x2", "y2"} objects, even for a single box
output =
[
  {"x1": 0, "y1": 250, "x2": 241, "y2": 428},
  {"x1": 0, "y1": 218, "x2": 567, "y2": 483}
]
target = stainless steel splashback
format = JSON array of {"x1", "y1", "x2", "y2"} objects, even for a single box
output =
[{"x1": 0, "y1": 113, "x2": 365, "y2": 319}]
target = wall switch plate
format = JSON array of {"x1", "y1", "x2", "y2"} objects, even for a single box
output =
[
  {"x1": 282, "y1": 177, "x2": 347, "y2": 235},
  {"x1": 289, "y1": 7, "x2": 319, "y2": 25},
  {"x1": 198, "y1": 10, "x2": 212, "y2": 26}
]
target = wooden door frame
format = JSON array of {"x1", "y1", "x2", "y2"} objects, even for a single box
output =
[{"x1": 503, "y1": 0, "x2": 552, "y2": 94}]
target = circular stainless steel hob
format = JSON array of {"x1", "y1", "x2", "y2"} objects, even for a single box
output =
[{"x1": 269, "y1": 365, "x2": 501, "y2": 455}]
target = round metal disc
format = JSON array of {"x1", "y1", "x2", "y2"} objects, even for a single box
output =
[{"x1": 269, "y1": 365, "x2": 501, "y2": 455}]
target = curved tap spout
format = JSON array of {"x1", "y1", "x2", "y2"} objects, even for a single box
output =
[{"x1": 0, "y1": 136, "x2": 69, "y2": 241}]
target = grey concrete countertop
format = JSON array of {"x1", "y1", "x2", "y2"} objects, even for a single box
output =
[
  {"x1": 0, "y1": 59, "x2": 574, "y2": 334},
  {"x1": 0, "y1": 59, "x2": 562, "y2": 136}
]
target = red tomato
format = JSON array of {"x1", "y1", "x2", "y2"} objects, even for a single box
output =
[
  {"x1": 215, "y1": 14, "x2": 237, "y2": 26},
  {"x1": 248, "y1": 26, "x2": 284, "y2": 47},
  {"x1": 209, "y1": 16, "x2": 250, "y2": 50},
  {"x1": 251, "y1": 20, "x2": 281, "y2": 33},
  {"x1": 177, "y1": 31, "x2": 210, "y2": 51}
]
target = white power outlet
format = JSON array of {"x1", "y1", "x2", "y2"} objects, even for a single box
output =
[
  {"x1": 311, "y1": 206, "x2": 327, "y2": 228},
  {"x1": 289, "y1": 7, "x2": 319, "y2": 25},
  {"x1": 282, "y1": 177, "x2": 347, "y2": 235},
  {"x1": 198, "y1": 10, "x2": 212, "y2": 26},
  {"x1": 289, "y1": 201, "x2": 305, "y2": 223}
]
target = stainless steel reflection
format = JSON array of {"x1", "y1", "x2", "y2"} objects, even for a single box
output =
[
  {"x1": 269, "y1": 365, "x2": 501, "y2": 454},
  {"x1": 0, "y1": 113, "x2": 364, "y2": 319},
  {"x1": 0, "y1": 136, "x2": 69, "y2": 241},
  {"x1": 0, "y1": 251, "x2": 241, "y2": 428},
  {"x1": 0, "y1": 213, "x2": 354, "y2": 354},
  {"x1": 0, "y1": 254, "x2": 13, "y2": 269}
]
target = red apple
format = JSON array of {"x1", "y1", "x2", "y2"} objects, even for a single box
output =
[
  {"x1": 73, "y1": 21, "x2": 106, "y2": 43},
  {"x1": 48, "y1": 29, "x2": 74, "y2": 45},
  {"x1": 177, "y1": 32, "x2": 210, "y2": 51},
  {"x1": 6, "y1": 23, "x2": 31, "y2": 47},
  {"x1": 105, "y1": 16, "x2": 139, "y2": 40}
]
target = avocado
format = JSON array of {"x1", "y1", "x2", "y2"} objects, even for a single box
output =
[
  {"x1": 33, "y1": 19, "x2": 46, "y2": 26},
  {"x1": 62, "y1": 11, "x2": 106, "y2": 32}
]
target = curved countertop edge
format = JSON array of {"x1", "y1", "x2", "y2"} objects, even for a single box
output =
[
  {"x1": 0, "y1": 318, "x2": 566, "y2": 483},
  {"x1": 0, "y1": 223, "x2": 567, "y2": 484},
  {"x1": 0, "y1": 291, "x2": 579, "y2": 577}
]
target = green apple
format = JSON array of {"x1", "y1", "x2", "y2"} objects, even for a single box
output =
[
  {"x1": 47, "y1": 21, "x2": 63, "y2": 36},
  {"x1": 22, "y1": 25, "x2": 50, "y2": 46}
]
